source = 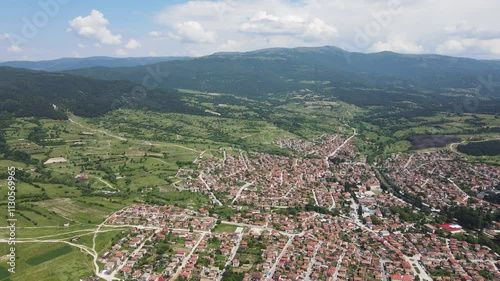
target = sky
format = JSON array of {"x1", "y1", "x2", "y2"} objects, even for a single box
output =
[{"x1": 1, "y1": 0, "x2": 500, "y2": 61}]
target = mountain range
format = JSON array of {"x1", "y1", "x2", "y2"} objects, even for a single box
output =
[
  {"x1": 1, "y1": 46, "x2": 499, "y2": 120},
  {"x1": 64, "y1": 46, "x2": 500, "y2": 97},
  {"x1": 0, "y1": 56, "x2": 187, "y2": 72}
]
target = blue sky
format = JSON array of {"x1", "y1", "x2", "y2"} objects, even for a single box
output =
[{"x1": 1, "y1": 0, "x2": 500, "y2": 61}]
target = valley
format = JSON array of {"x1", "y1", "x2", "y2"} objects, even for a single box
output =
[
  {"x1": 0, "y1": 41, "x2": 499, "y2": 281},
  {"x1": 0, "y1": 81, "x2": 498, "y2": 280}
]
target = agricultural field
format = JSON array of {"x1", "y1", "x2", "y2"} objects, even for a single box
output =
[
  {"x1": 353, "y1": 111, "x2": 500, "y2": 161},
  {"x1": 0, "y1": 242, "x2": 94, "y2": 281},
  {"x1": 212, "y1": 223, "x2": 238, "y2": 233}
]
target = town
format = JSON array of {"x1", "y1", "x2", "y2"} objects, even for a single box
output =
[{"x1": 87, "y1": 135, "x2": 500, "y2": 281}]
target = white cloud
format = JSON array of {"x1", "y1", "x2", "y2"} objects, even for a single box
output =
[
  {"x1": 302, "y1": 18, "x2": 338, "y2": 41},
  {"x1": 239, "y1": 11, "x2": 305, "y2": 36},
  {"x1": 371, "y1": 35, "x2": 424, "y2": 54},
  {"x1": 156, "y1": 1, "x2": 233, "y2": 25},
  {"x1": 78, "y1": 43, "x2": 85, "y2": 49},
  {"x1": 218, "y1": 40, "x2": 242, "y2": 52},
  {"x1": 444, "y1": 21, "x2": 500, "y2": 39},
  {"x1": 7, "y1": 45, "x2": 23, "y2": 54},
  {"x1": 239, "y1": 11, "x2": 337, "y2": 41},
  {"x1": 115, "y1": 48, "x2": 128, "y2": 56},
  {"x1": 436, "y1": 38, "x2": 500, "y2": 56},
  {"x1": 68, "y1": 9, "x2": 122, "y2": 45},
  {"x1": 0, "y1": 33, "x2": 9, "y2": 40},
  {"x1": 478, "y1": 39, "x2": 500, "y2": 55},
  {"x1": 5, "y1": 0, "x2": 499, "y2": 60},
  {"x1": 149, "y1": 0, "x2": 500, "y2": 58},
  {"x1": 148, "y1": 31, "x2": 162, "y2": 37},
  {"x1": 149, "y1": 51, "x2": 157, "y2": 56},
  {"x1": 436, "y1": 40, "x2": 465, "y2": 54},
  {"x1": 169, "y1": 21, "x2": 216, "y2": 44},
  {"x1": 125, "y1": 39, "x2": 141, "y2": 49}
]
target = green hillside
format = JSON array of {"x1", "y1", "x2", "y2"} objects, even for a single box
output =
[
  {"x1": 66, "y1": 46, "x2": 500, "y2": 97},
  {"x1": 0, "y1": 67, "x2": 203, "y2": 119}
]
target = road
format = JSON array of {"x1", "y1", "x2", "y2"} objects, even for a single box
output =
[
  {"x1": 199, "y1": 173, "x2": 222, "y2": 206},
  {"x1": 69, "y1": 118, "x2": 127, "y2": 141},
  {"x1": 264, "y1": 235, "x2": 294, "y2": 280},
  {"x1": 378, "y1": 256, "x2": 389, "y2": 281},
  {"x1": 109, "y1": 229, "x2": 159, "y2": 279},
  {"x1": 169, "y1": 232, "x2": 207, "y2": 281},
  {"x1": 325, "y1": 127, "x2": 357, "y2": 167},
  {"x1": 92, "y1": 208, "x2": 129, "y2": 281},
  {"x1": 0, "y1": 238, "x2": 97, "y2": 259},
  {"x1": 239, "y1": 150, "x2": 249, "y2": 170},
  {"x1": 218, "y1": 233, "x2": 244, "y2": 281},
  {"x1": 405, "y1": 254, "x2": 432, "y2": 281},
  {"x1": 193, "y1": 149, "x2": 208, "y2": 164},
  {"x1": 92, "y1": 176, "x2": 116, "y2": 190},
  {"x1": 199, "y1": 173, "x2": 223, "y2": 206},
  {"x1": 69, "y1": 117, "x2": 199, "y2": 153},
  {"x1": 403, "y1": 154, "x2": 414, "y2": 169},
  {"x1": 304, "y1": 241, "x2": 323, "y2": 281},
  {"x1": 283, "y1": 186, "x2": 295, "y2": 199},
  {"x1": 328, "y1": 192, "x2": 336, "y2": 210},
  {"x1": 312, "y1": 189, "x2": 319, "y2": 206},
  {"x1": 446, "y1": 177, "x2": 470, "y2": 203},
  {"x1": 331, "y1": 249, "x2": 346, "y2": 280},
  {"x1": 231, "y1": 182, "x2": 254, "y2": 205}
]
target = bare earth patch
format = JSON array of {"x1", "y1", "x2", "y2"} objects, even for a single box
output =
[
  {"x1": 44, "y1": 157, "x2": 67, "y2": 165},
  {"x1": 125, "y1": 151, "x2": 145, "y2": 157}
]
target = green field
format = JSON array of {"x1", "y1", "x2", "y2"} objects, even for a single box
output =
[
  {"x1": 0, "y1": 266, "x2": 11, "y2": 281},
  {"x1": 0, "y1": 243, "x2": 93, "y2": 281},
  {"x1": 213, "y1": 223, "x2": 238, "y2": 233},
  {"x1": 26, "y1": 245, "x2": 73, "y2": 266}
]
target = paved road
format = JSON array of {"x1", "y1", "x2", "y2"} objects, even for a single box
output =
[
  {"x1": 217, "y1": 233, "x2": 244, "y2": 281},
  {"x1": 169, "y1": 232, "x2": 206, "y2": 281},
  {"x1": 239, "y1": 150, "x2": 249, "y2": 170},
  {"x1": 199, "y1": 173, "x2": 223, "y2": 206},
  {"x1": 231, "y1": 182, "x2": 254, "y2": 205},
  {"x1": 109, "y1": 229, "x2": 159, "y2": 278},
  {"x1": 325, "y1": 128, "x2": 357, "y2": 167},
  {"x1": 331, "y1": 249, "x2": 346, "y2": 280},
  {"x1": 312, "y1": 189, "x2": 319, "y2": 206},
  {"x1": 264, "y1": 235, "x2": 294, "y2": 281},
  {"x1": 304, "y1": 241, "x2": 323, "y2": 281},
  {"x1": 405, "y1": 254, "x2": 432, "y2": 281}
]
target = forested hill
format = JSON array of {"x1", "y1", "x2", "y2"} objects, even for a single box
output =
[
  {"x1": 0, "y1": 56, "x2": 187, "y2": 72},
  {"x1": 66, "y1": 46, "x2": 500, "y2": 96},
  {"x1": 0, "y1": 67, "x2": 203, "y2": 119}
]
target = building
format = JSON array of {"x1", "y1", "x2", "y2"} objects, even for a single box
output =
[
  {"x1": 390, "y1": 273, "x2": 414, "y2": 281},
  {"x1": 439, "y1": 223, "x2": 464, "y2": 234}
]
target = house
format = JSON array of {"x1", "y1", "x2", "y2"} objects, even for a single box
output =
[
  {"x1": 121, "y1": 266, "x2": 132, "y2": 277},
  {"x1": 103, "y1": 261, "x2": 116, "y2": 273},
  {"x1": 251, "y1": 273, "x2": 262, "y2": 281},
  {"x1": 390, "y1": 273, "x2": 414, "y2": 281},
  {"x1": 439, "y1": 223, "x2": 464, "y2": 234},
  {"x1": 424, "y1": 224, "x2": 436, "y2": 233},
  {"x1": 232, "y1": 258, "x2": 240, "y2": 267},
  {"x1": 75, "y1": 174, "x2": 89, "y2": 181}
]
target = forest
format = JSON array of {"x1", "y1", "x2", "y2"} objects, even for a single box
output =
[
  {"x1": 458, "y1": 140, "x2": 500, "y2": 156},
  {"x1": 0, "y1": 67, "x2": 205, "y2": 119}
]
